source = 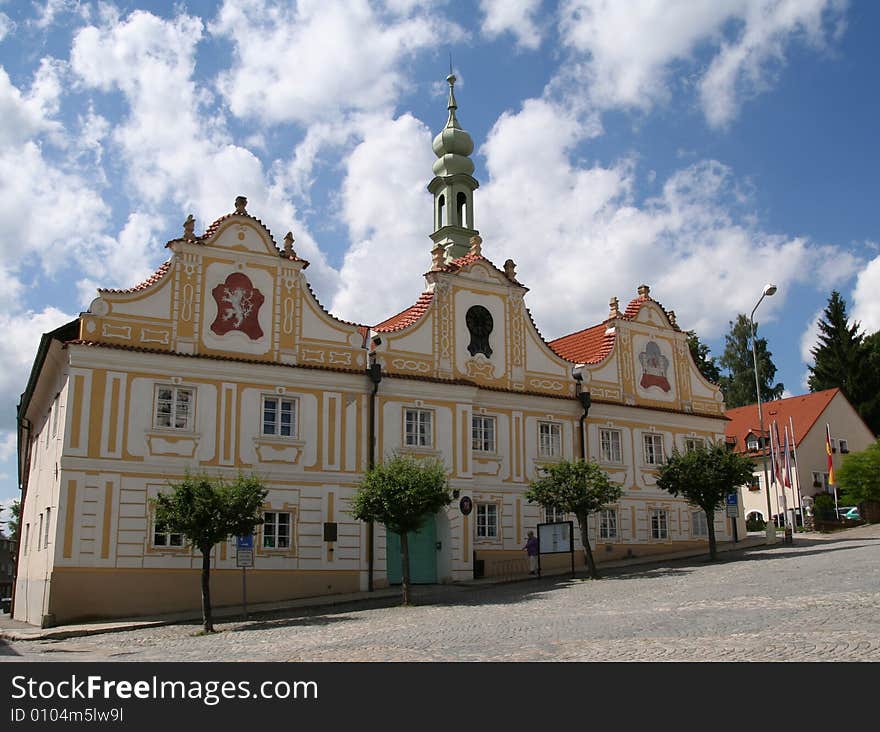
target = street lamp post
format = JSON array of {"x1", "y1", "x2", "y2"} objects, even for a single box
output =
[{"x1": 750, "y1": 283, "x2": 777, "y2": 542}]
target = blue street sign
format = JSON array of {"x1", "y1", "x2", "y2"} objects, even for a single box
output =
[
  {"x1": 236, "y1": 535, "x2": 254, "y2": 549},
  {"x1": 726, "y1": 493, "x2": 738, "y2": 506}
]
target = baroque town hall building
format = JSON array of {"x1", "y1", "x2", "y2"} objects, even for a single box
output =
[{"x1": 14, "y1": 76, "x2": 731, "y2": 626}]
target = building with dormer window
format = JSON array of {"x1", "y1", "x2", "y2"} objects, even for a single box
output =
[{"x1": 14, "y1": 75, "x2": 735, "y2": 626}]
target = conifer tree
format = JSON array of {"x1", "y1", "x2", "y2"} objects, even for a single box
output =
[
  {"x1": 808, "y1": 291, "x2": 864, "y2": 399},
  {"x1": 686, "y1": 330, "x2": 721, "y2": 383},
  {"x1": 718, "y1": 314, "x2": 784, "y2": 408}
]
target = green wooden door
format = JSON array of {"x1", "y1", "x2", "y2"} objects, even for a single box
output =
[{"x1": 386, "y1": 516, "x2": 437, "y2": 585}]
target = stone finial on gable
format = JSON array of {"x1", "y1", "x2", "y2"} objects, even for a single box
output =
[
  {"x1": 283, "y1": 231, "x2": 296, "y2": 258},
  {"x1": 667, "y1": 310, "x2": 677, "y2": 327},
  {"x1": 183, "y1": 214, "x2": 195, "y2": 241},
  {"x1": 609, "y1": 296, "x2": 620, "y2": 318},
  {"x1": 431, "y1": 243, "x2": 445, "y2": 270},
  {"x1": 503, "y1": 258, "x2": 517, "y2": 281},
  {"x1": 637, "y1": 284, "x2": 650, "y2": 298},
  {"x1": 468, "y1": 235, "x2": 482, "y2": 256},
  {"x1": 234, "y1": 195, "x2": 248, "y2": 214}
]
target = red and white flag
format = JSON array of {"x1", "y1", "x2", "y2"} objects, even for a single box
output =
[{"x1": 783, "y1": 425, "x2": 793, "y2": 489}]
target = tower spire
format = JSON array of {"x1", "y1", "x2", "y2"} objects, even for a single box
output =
[{"x1": 428, "y1": 69, "x2": 479, "y2": 262}]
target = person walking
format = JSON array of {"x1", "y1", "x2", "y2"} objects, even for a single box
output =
[{"x1": 524, "y1": 530, "x2": 539, "y2": 575}]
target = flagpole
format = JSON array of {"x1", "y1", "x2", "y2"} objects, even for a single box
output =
[
  {"x1": 826, "y1": 423, "x2": 838, "y2": 516},
  {"x1": 788, "y1": 417, "x2": 805, "y2": 529},
  {"x1": 769, "y1": 421, "x2": 780, "y2": 528}
]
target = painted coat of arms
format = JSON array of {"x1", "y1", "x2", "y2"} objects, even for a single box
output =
[
  {"x1": 638, "y1": 341, "x2": 671, "y2": 392},
  {"x1": 210, "y1": 272, "x2": 264, "y2": 340}
]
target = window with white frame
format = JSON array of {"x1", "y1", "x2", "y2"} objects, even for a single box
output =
[
  {"x1": 153, "y1": 523, "x2": 183, "y2": 548},
  {"x1": 404, "y1": 408, "x2": 433, "y2": 448},
  {"x1": 692, "y1": 511, "x2": 708, "y2": 538},
  {"x1": 262, "y1": 511, "x2": 291, "y2": 549},
  {"x1": 685, "y1": 437, "x2": 705, "y2": 453},
  {"x1": 476, "y1": 503, "x2": 498, "y2": 538},
  {"x1": 544, "y1": 506, "x2": 567, "y2": 523},
  {"x1": 599, "y1": 428, "x2": 622, "y2": 464},
  {"x1": 651, "y1": 509, "x2": 668, "y2": 539},
  {"x1": 538, "y1": 421, "x2": 562, "y2": 458},
  {"x1": 599, "y1": 509, "x2": 618, "y2": 540},
  {"x1": 472, "y1": 415, "x2": 496, "y2": 453},
  {"x1": 154, "y1": 385, "x2": 194, "y2": 430},
  {"x1": 747, "y1": 437, "x2": 759, "y2": 451},
  {"x1": 643, "y1": 433, "x2": 665, "y2": 465},
  {"x1": 262, "y1": 396, "x2": 297, "y2": 438}
]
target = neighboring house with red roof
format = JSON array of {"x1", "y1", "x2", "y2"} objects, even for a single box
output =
[
  {"x1": 14, "y1": 74, "x2": 737, "y2": 627},
  {"x1": 725, "y1": 389, "x2": 875, "y2": 525}
]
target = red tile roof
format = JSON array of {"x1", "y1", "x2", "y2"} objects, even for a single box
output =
[
  {"x1": 433, "y1": 252, "x2": 523, "y2": 285},
  {"x1": 98, "y1": 260, "x2": 172, "y2": 295},
  {"x1": 548, "y1": 323, "x2": 615, "y2": 364},
  {"x1": 373, "y1": 291, "x2": 435, "y2": 333},
  {"x1": 724, "y1": 388, "x2": 840, "y2": 452}
]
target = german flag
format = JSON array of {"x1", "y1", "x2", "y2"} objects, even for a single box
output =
[{"x1": 825, "y1": 424, "x2": 835, "y2": 486}]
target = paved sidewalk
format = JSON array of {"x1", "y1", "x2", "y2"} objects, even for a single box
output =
[{"x1": 0, "y1": 532, "x2": 774, "y2": 642}]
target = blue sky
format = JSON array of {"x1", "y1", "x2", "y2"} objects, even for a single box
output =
[{"x1": 2, "y1": 0, "x2": 879, "y2": 523}]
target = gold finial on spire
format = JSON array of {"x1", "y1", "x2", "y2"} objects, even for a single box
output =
[{"x1": 609, "y1": 296, "x2": 620, "y2": 318}]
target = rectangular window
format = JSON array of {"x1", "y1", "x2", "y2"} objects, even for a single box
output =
[
  {"x1": 263, "y1": 511, "x2": 291, "y2": 549},
  {"x1": 154, "y1": 385, "x2": 194, "y2": 430},
  {"x1": 44, "y1": 507, "x2": 51, "y2": 548},
  {"x1": 692, "y1": 511, "x2": 708, "y2": 538},
  {"x1": 538, "y1": 421, "x2": 562, "y2": 458},
  {"x1": 471, "y1": 415, "x2": 496, "y2": 453},
  {"x1": 812, "y1": 471, "x2": 822, "y2": 487},
  {"x1": 839, "y1": 439, "x2": 849, "y2": 454},
  {"x1": 544, "y1": 506, "x2": 567, "y2": 523},
  {"x1": 404, "y1": 408, "x2": 433, "y2": 448},
  {"x1": 685, "y1": 437, "x2": 705, "y2": 453},
  {"x1": 643, "y1": 433, "x2": 665, "y2": 465},
  {"x1": 599, "y1": 509, "x2": 618, "y2": 540},
  {"x1": 24, "y1": 523, "x2": 30, "y2": 555},
  {"x1": 476, "y1": 503, "x2": 498, "y2": 538},
  {"x1": 51, "y1": 394, "x2": 60, "y2": 437},
  {"x1": 153, "y1": 525, "x2": 183, "y2": 548},
  {"x1": 262, "y1": 396, "x2": 297, "y2": 438},
  {"x1": 651, "y1": 509, "x2": 668, "y2": 540},
  {"x1": 747, "y1": 438, "x2": 759, "y2": 451},
  {"x1": 599, "y1": 428, "x2": 622, "y2": 464},
  {"x1": 37, "y1": 513, "x2": 43, "y2": 551}
]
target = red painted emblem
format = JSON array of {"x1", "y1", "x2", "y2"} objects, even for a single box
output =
[
  {"x1": 638, "y1": 341, "x2": 671, "y2": 392},
  {"x1": 210, "y1": 273, "x2": 264, "y2": 340}
]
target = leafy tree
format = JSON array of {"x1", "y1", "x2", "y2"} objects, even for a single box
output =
[
  {"x1": 686, "y1": 330, "x2": 721, "y2": 383},
  {"x1": 718, "y1": 314, "x2": 784, "y2": 408},
  {"x1": 656, "y1": 443, "x2": 755, "y2": 561},
  {"x1": 153, "y1": 473, "x2": 268, "y2": 633},
  {"x1": 855, "y1": 331, "x2": 880, "y2": 435},
  {"x1": 2, "y1": 499, "x2": 20, "y2": 541},
  {"x1": 808, "y1": 291, "x2": 864, "y2": 399},
  {"x1": 350, "y1": 453, "x2": 451, "y2": 606},
  {"x1": 525, "y1": 459, "x2": 622, "y2": 579},
  {"x1": 837, "y1": 439, "x2": 880, "y2": 508}
]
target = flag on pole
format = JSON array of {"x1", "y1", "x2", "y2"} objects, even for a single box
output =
[
  {"x1": 769, "y1": 423, "x2": 777, "y2": 487},
  {"x1": 783, "y1": 425, "x2": 793, "y2": 489},
  {"x1": 825, "y1": 424, "x2": 835, "y2": 486},
  {"x1": 772, "y1": 421, "x2": 785, "y2": 486}
]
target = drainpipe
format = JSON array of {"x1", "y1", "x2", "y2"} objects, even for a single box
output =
[
  {"x1": 573, "y1": 367, "x2": 591, "y2": 460},
  {"x1": 10, "y1": 416, "x2": 33, "y2": 619},
  {"x1": 366, "y1": 353, "x2": 382, "y2": 592}
]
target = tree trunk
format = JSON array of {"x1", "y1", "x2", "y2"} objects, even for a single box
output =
[
  {"x1": 400, "y1": 531, "x2": 411, "y2": 606},
  {"x1": 201, "y1": 546, "x2": 214, "y2": 633},
  {"x1": 706, "y1": 509, "x2": 717, "y2": 561},
  {"x1": 578, "y1": 514, "x2": 599, "y2": 579}
]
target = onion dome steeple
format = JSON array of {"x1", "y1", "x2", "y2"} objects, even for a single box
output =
[{"x1": 428, "y1": 72, "x2": 480, "y2": 262}]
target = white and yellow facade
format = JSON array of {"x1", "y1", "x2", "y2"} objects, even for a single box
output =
[{"x1": 14, "y1": 77, "x2": 735, "y2": 626}]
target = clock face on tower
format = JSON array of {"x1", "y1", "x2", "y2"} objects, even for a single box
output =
[{"x1": 466, "y1": 305, "x2": 493, "y2": 358}]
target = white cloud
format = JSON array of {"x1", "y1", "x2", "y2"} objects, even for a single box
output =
[
  {"x1": 557, "y1": 0, "x2": 845, "y2": 127},
  {"x1": 212, "y1": 0, "x2": 463, "y2": 126},
  {"x1": 851, "y1": 253, "x2": 880, "y2": 334},
  {"x1": 31, "y1": 0, "x2": 91, "y2": 30},
  {"x1": 0, "y1": 432, "x2": 14, "y2": 461},
  {"x1": 329, "y1": 113, "x2": 435, "y2": 324},
  {"x1": 474, "y1": 95, "x2": 859, "y2": 341},
  {"x1": 480, "y1": 0, "x2": 544, "y2": 50},
  {"x1": 0, "y1": 12, "x2": 13, "y2": 42}
]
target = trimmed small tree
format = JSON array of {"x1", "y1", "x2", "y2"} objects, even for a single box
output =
[
  {"x1": 350, "y1": 453, "x2": 451, "y2": 605},
  {"x1": 656, "y1": 443, "x2": 755, "y2": 561},
  {"x1": 153, "y1": 473, "x2": 268, "y2": 633},
  {"x1": 525, "y1": 459, "x2": 622, "y2": 579}
]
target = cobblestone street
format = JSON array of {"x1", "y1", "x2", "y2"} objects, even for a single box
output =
[{"x1": 3, "y1": 525, "x2": 879, "y2": 662}]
